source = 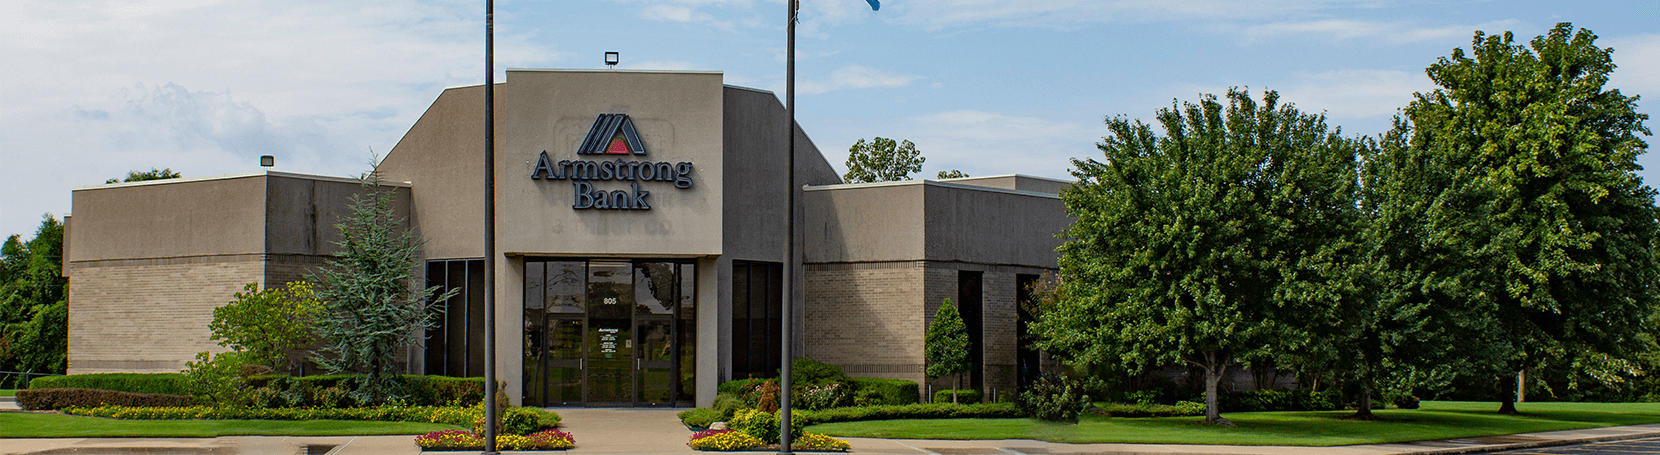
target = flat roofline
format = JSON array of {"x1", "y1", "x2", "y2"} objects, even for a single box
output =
[
  {"x1": 73, "y1": 170, "x2": 408, "y2": 191},
  {"x1": 724, "y1": 84, "x2": 777, "y2": 96},
  {"x1": 804, "y1": 178, "x2": 1061, "y2": 200},
  {"x1": 507, "y1": 68, "x2": 724, "y2": 75},
  {"x1": 936, "y1": 173, "x2": 1075, "y2": 185}
]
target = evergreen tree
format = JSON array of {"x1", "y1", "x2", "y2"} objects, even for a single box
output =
[
  {"x1": 105, "y1": 168, "x2": 181, "y2": 184},
  {"x1": 308, "y1": 168, "x2": 455, "y2": 402},
  {"x1": 925, "y1": 298, "x2": 970, "y2": 403}
]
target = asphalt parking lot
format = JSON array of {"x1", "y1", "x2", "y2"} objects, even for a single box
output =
[{"x1": 1491, "y1": 436, "x2": 1660, "y2": 454}]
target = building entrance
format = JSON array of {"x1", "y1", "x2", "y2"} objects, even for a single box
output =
[{"x1": 522, "y1": 259, "x2": 695, "y2": 407}]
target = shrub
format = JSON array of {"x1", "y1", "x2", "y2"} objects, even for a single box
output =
[
  {"x1": 718, "y1": 378, "x2": 769, "y2": 397},
  {"x1": 799, "y1": 382, "x2": 852, "y2": 410},
  {"x1": 58, "y1": 403, "x2": 525, "y2": 429},
  {"x1": 679, "y1": 407, "x2": 724, "y2": 429},
  {"x1": 848, "y1": 377, "x2": 919, "y2": 406},
  {"x1": 242, "y1": 374, "x2": 485, "y2": 407},
  {"x1": 473, "y1": 406, "x2": 558, "y2": 436},
  {"x1": 792, "y1": 357, "x2": 849, "y2": 386},
  {"x1": 1017, "y1": 374, "x2": 1089, "y2": 423},
  {"x1": 1212, "y1": 389, "x2": 1340, "y2": 412},
  {"x1": 28, "y1": 373, "x2": 189, "y2": 395},
  {"x1": 1090, "y1": 401, "x2": 1205, "y2": 418},
  {"x1": 932, "y1": 389, "x2": 983, "y2": 404},
  {"x1": 17, "y1": 388, "x2": 194, "y2": 410},
  {"x1": 1393, "y1": 395, "x2": 1421, "y2": 409},
  {"x1": 183, "y1": 351, "x2": 252, "y2": 405},
  {"x1": 793, "y1": 402, "x2": 1019, "y2": 425},
  {"x1": 793, "y1": 432, "x2": 851, "y2": 451},
  {"x1": 712, "y1": 393, "x2": 746, "y2": 419},
  {"x1": 728, "y1": 408, "x2": 804, "y2": 445},
  {"x1": 688, "y1": 429, "x2": 764, "y2": 451}
]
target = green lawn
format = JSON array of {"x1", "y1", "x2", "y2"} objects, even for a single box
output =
[
  {"x1": 0, "y1": 389, "x2": 14, "y2": 397},
  {"x1": 0, "y1": 412, "x2": 463, "y2": 438},
  {"x1": 806, "y1": 401, "x2": 1660, "y2": 446}
]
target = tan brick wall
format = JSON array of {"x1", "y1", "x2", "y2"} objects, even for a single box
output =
[
  {"x1": 66, "y1": 256, "x2": 265, "y2": 374},
  {"x1": 804, "y1": 262, "x2": 927, "y2": 385},
  {"x1": 805, "y1": 261, "x2": 1052, "y2": 402}
]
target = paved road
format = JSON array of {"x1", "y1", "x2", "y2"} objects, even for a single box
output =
[{"x1": 1490, "y1": 436, "x2": 1660, "y2": 454}]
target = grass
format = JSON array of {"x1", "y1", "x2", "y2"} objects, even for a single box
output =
[
  {"x1": 0, "y1": 389, "x2": 14, "y2": 397},
  {"x1": 806, "y1": 401, "x2": 1660, "y2": 446},
  {"x1": 0, "y1": 412, "x2": 463, "y2": 438}
]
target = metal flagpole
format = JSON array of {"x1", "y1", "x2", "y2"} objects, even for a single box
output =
[
  {"x1": 780, "y1": 0, "x2": 797, "y2": 452},
  {"x1": 482, "y1": 0, "x2": 500, "y2": 453}
]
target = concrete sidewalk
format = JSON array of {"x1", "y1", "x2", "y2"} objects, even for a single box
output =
[{"x1": 4, "y1": 407, "x2": 1660, "y2": 455}]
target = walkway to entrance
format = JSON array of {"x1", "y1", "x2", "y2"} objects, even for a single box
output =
[{"x1": 551, "y1": 407, "x2": 689, "y2": 453}]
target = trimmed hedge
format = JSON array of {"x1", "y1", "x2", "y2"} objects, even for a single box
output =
[
  {"x1": 29, "y1": 373, "x2": 189, "y2": 395},
  {"x1": 931, "y1": 389, "x2": 982, "y2": 404},
  {"x1": 793, "y1": 402, "x2": 1019, "y2": 425},
  {"x1": 243, "y1": 374, "x2": 485, "y2": 407},
  {"x1": 17, "y1": 388, "x2": 194, "y2": 410},
  {"x1": 1090, "y1": 401, "x2": 1205, "y2": 418},
  {"x1": 848, "y1": 377, "x2": 919, "y2": 406},
  {"x1": 61, "y1": 403, "x2": 556, "y2": 430}
]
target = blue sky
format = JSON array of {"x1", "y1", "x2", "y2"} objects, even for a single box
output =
[{"x1": 2, "y1": 0, "x2": 1658, "y2": 238}]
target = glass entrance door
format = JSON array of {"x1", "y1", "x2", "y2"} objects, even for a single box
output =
[
  {"x1": 521, "y1": 258, "x2": 696, "y2": 407},
  {"x1": 585, "y1": 261, "x2": 634, "y2": 405}
]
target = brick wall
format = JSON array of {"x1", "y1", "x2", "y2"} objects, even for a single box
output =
[
  {"x1": 805, "y1": 260, "x2": 1052, "y2": 401},
  {"x1": 804, "y1": 262, "x2": 927, "y2": 384},
  {"x1": 66, "y1": 255, "x2": 264, "y2": 374}
]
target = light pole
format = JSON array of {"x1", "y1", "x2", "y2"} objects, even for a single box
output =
[
  {"x1": 782, "y1": 2, "x2": 878, "y2": 453},
  {"x1": 482, "y1": 0, "x2": 499, "y2": 454}
]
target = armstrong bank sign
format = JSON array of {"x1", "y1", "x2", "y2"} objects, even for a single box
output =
[{"x1": 528, "y1": 114, "x2": 694, "y2": 210}]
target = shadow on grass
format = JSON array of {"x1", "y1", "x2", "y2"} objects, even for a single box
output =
[{"x1": 809, "y1": 402, "x2": 1660, "y2": 446}]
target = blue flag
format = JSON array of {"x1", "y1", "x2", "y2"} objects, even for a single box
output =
[{"x1": 866, "y1": 0, "x2": 879, "y2": 11}]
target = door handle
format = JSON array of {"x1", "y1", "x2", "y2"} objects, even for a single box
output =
[{"x1": 636, "y1": 358, "x2": 640, "y2": 370}]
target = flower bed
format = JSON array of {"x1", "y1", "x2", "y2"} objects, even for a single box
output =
[
  {"x1": 416, "y1": 428, "x2": 575, "y2": 451},
  {"x1": 687, "y1": 411, "x2": 850, "y2": 452}
]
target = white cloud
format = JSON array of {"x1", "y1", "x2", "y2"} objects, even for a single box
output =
[
  {"x1": 798, "y1": 64, "x2": 919, "y2": 94},
  {"x1": 1245, "y1": 19, "x2": 1523, "y2": 44},
  {"x1": 819, "y1": 110, "x2": 1086, "y2": 180},
  {"x1": 1275, "y1": 69, "x2": 1434, "y2": 120},
  {"x1": 1607, "y1": 34, "x2": 1660, "y2": 101},
  {"x1": 0, "y1": 0, "x2": 569, "y2": 237}
]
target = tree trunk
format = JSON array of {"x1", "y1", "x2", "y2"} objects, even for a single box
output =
[
  {"x1": 1498, "y1": 371, "x2": 1519, "y2": 414},
  {"x1": 1200, "y1": 351, "x2": 1234, "y2": 426},
  {"x1": 1353, "y1": 359, "x2": 1374, "y2": 418},
  {"x1": 953, "y1": 374, "x2": 961, "y2": 404}
]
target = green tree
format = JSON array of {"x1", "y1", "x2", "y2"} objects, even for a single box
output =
[
  {"x1": 925, "y1": 298, "x2": 970, "y2": 403},
  {"x1": 209, "y1": 281, "x2": 325, "y2": 371},
  {"x1": 0, "y1": 214, "x2": 69, "y2": 382},
  {"x1": 1034, "y1": 89, "x2": 1364, "y2": 425},
  {"x1": 844, "y1": 137, "x2": 924, "y2": 183},
  {"x1": 105, "y1": 168, "x2": 181, "y2": 184},
  {"x1": 936, "y1": 170, "x2": 969, "y2": 179},
  {"x1": 1393, "y1": 23, "x2": 1658, "y2": 413},
  {"x1": 308, "y1": 169, "x2": 456, "y2": 402}
]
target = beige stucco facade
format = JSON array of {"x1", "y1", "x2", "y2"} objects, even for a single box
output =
[{"x1": 61, "y1": 69, "x2": 1070, "y2": 408}]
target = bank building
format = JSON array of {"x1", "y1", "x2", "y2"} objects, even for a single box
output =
[{"x1": 61, "y1": 69, "x2": 1071, "y2": 407}]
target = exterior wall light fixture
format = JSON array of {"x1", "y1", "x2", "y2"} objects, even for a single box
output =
[
  {"x1": 605, "y1": 51, "x2": 619, "y2": 68},
  {"x1": 260, "y1": 155, "x2": 275, "y2": 167}
]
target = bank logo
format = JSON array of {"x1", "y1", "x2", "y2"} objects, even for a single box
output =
[{"x1": 577, "y1": 113, "x2": 647, "y2": 155}]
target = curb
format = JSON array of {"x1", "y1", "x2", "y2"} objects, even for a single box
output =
[{"x1": 1396, "y1": 430, "x2": 1660, "y2": 455}]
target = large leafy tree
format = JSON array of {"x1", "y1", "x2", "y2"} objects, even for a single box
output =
[
  {"x1": 1034, "y1": 89, "x2": 1363, "y2": 425},
  {"x1": 1395, "y1": 23, "x2": 1658, "y2": 413},
  {"x1": 105, "y1": 168, "x2": 181, "y2": 184},
  {"x1": 844, "y1": 137, "x2": 924, "y2": 183},
  {"x1": 308, "y1": 169, "x2": 455, "y2": 402},
  {"x1": 925, "y1": 299, "x2": 970, "y2": 403},
  {"x1": 0, "y1": 215, "x2": 69, "y2": 383}
]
